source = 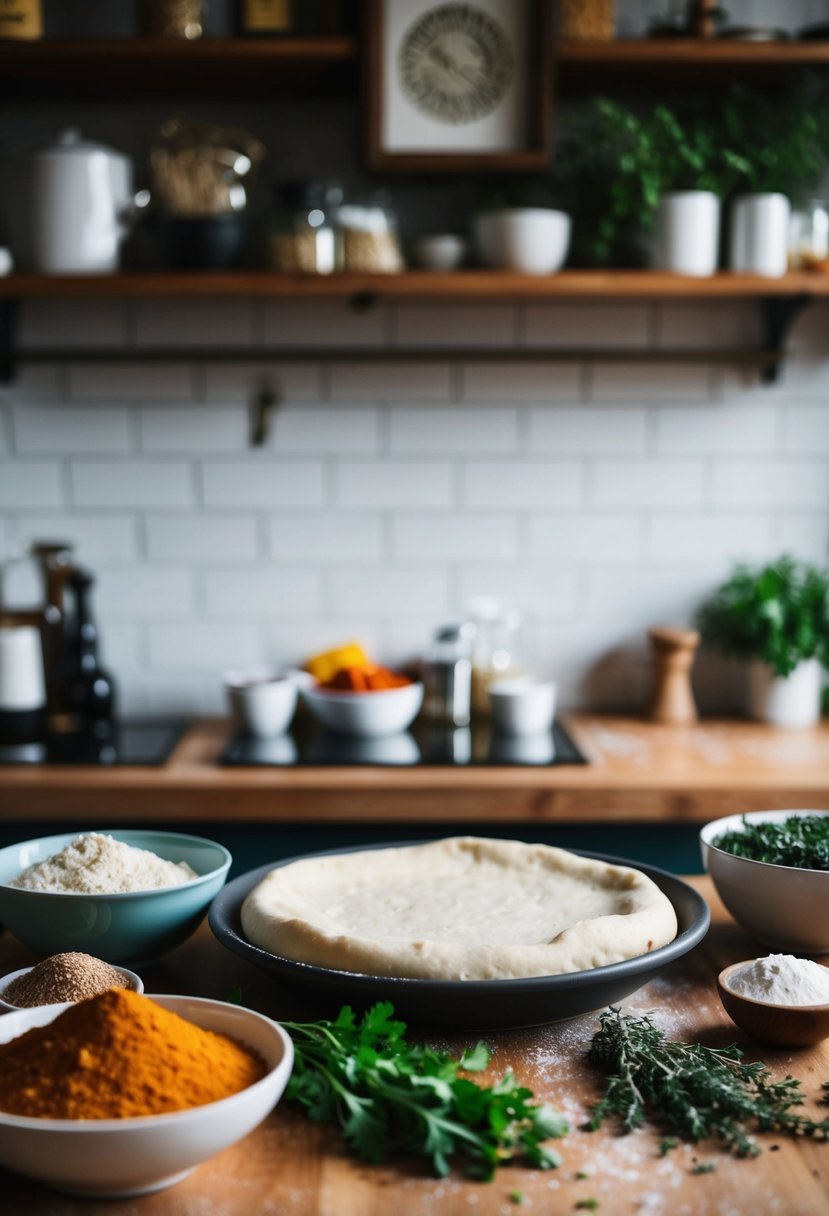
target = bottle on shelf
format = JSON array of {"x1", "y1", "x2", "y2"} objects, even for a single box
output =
[
  {"x1": 235, "y1": 0, "x2": 297, "y2": 36},
  {"x1": 55, "y1": 569, "x2": 116, "y2": 730}
]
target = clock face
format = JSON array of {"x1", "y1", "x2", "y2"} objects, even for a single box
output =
[{"x1": 397, "y1": 3, "x2": 514, "y2": 126}]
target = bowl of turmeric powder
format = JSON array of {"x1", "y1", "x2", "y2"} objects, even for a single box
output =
[
  {"x1": 301, "y1": 665, "x2": 423, "y2": 737},
  {"x1": 0, "y1": 989, "x2": 293, "y2": 1198}
]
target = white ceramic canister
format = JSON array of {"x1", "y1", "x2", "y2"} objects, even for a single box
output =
[
  {"x1": 729, "y1": 193, "x2": 791, "y2": 277},
  {"x1": 0, "y1": 624, "x2": 46, "y2": 745},
  {"x1": 473, "y1": 208, "x2": 571, "y2": 275},
  {"x1": 18, "y1": 129, "x2": 148, "y2": 274},
  {"x1": 654, "y1": 190, "x2": 720, "y2": 276}
]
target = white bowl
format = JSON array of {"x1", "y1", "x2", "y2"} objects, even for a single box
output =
[
  {"x1": 700, "y1": 810, "x2": 829, "y2": 953},
  {"x1": 224, "y1": 667, "x2": 299, "y2": 738},
  {"x1": 473, "y1": 208, "x2": 571, "y2": 274},
  {"x1": 488, "y1": 679, "x2": 557, "y2": 737},
  {"x1": 415, "y1": 234, "x2": 467, "y2": 271},
  {"x1": 0, "y1": 995, "x2": 293, "y2": 1197},
  {"x1": 0, "y1": 962, "x2": 144, "y2": 1013},
  {"x1": 301, "y1": 681, "x2": 424, "y2": 738}
]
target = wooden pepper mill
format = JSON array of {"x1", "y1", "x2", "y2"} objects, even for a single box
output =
[{"x1": 647, "y1": 627, "x2": 700, "y2": 725}]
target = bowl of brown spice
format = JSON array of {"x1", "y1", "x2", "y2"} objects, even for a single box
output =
[
  {"x1": 0, "y1": 952, "x2": 143, "y2": 1012},
  {"x1": 0, "y1": 989, "x2": 294, "y2": 1197}
]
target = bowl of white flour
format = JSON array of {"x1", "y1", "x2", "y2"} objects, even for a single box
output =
[{"x1": 0, "y1": 830, "x2": 231, "y2": 964}]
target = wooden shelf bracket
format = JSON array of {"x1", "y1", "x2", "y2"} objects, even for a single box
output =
[{"x1": 760, "y1": 293, "x2": 812, "y2": 385}]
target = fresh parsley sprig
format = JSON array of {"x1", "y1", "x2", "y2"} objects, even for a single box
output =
[
  {"x1": 280, "y1": 1000, "x2": 568, "y2": 1179},
  {"x1": 586, "y1": 1008, "x2": 829, "y2": 1157},
  {"x1": 712, "y1": 814, "x2": 829, "y2": 871}
]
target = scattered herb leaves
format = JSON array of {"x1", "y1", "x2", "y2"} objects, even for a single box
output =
[
  {"x1": 575, "y1": 1200, "x2": 599, "y2": 1211},
  {"x1": 659, "y1": 1136, "x2": 680, "y2": 1156},
  {"x1": 711, "y1": 814, "x2": 829, "y2": 871},
  {"x1": 509, "y1": 1190, "x2": 525, "y2": 1204},
  {"x1": 586, "y1": 1008, "x2": 829, "y2": 1157},
  {"x1": 691, "y1": 1162, "x2": 716, "y2": 1174},
  {"x1": 280, "y1": 1000, "x2": 568, "y2": 1179}
]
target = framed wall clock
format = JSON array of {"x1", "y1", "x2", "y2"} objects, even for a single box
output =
[{"x1": 364, "y1": 0, "x2": 552, "y2": 172}]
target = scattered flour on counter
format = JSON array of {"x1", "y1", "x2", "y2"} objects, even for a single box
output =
[
  {"x1": 8, "y1": 832, "x2": 197, "y2": 894},
  {"x1": 726, "y1": 954, "x2": 829, "y2": 1005}
]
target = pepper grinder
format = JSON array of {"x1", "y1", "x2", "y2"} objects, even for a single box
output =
[{"x1": 647, "y1": 627, "x2": 700, "y2": 725}]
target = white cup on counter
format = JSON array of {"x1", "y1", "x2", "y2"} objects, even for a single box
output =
[
  {"x1": 223, "y1": 668, "x2": 302, "y2": 738},
  {"x1": 488, "y1": 678, "x2": 557, "y2": 737}
]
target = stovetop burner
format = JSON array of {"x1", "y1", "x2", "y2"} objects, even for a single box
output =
[
  {"x1": 221, "y1": 718, "x2": 587, "y2": 768},
  {"x1": 0, "y1": 719, "x2": 187, "y2": 766}
]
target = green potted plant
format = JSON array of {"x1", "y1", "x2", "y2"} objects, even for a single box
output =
[{"x1": 697, "y1": 557, "x2": 829, "y2": 727}]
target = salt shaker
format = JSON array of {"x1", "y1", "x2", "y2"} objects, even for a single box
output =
[{"x1": 422, "y1": 623, "x2": 475, "y2": 727}]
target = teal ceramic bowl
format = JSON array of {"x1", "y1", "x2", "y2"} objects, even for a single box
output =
[{"x1": 0, "y1": 831, "x2": 231, "y2": 964}]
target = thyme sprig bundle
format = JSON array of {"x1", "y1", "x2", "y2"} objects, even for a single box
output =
[{"x1": 586, "y1": 1008, "x2": 829, "y2": 1157}]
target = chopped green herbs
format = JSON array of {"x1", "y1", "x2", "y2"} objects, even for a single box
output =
[
  {"x1": 711, "y1": 814, "x2": 829, "y2": 870},
  {"x1": 575, "y1": 1200, "x2": 599, "y2": 1211},
  {"x1": 691, "y1": 1162, "x2": 716, "y2": 1174},
  {"x1": 659, "y1": 1136, "x2": 680, "y2": 1156},
  {"x1": 509, "y1": 1190, "x2": 525, "y2": 1204},
  {"x1": 586, "y1": 1008, "x2": 829, "y2": 1157},
  {"x1": 280, "y1": 1001, "x2": 568, "y2": 1179}
]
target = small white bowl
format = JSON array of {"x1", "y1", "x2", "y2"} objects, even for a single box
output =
[
  {"x1": 224, "y1": 667, "x2": 299, "y2": 738},
  {"x1": 0, "y1": 995, "x2": 293, "y2": 1198},
  {"x1": 0, "y1": 962, "x2": 144, "y2": 1013},
  {"x1": 415, "y1": 234, "x2": 467, "y2": 271},
  {"x1": 301, "y1": 681, "x2": 424, "y2": 738},
  {"x1": 488, "y1": 679, "x2": 557, "y2": 737},
  {"x1": 700, "y1": 810, "x2": 829, "y2": 954},
  {"x1": 473, "y1": 208, "x2": 571, "y2": 274}
]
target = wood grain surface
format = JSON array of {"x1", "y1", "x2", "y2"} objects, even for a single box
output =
[
  {"x1": 0, "y1": 878, "x2": 826, "y2": 1215},
  {"x1": 3, "y1": 716, "x2": 829, "y2": 823}
]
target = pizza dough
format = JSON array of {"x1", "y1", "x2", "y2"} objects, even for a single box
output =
[{"x1": 240, "y1": 836, "x2": 678, "y2": 981}]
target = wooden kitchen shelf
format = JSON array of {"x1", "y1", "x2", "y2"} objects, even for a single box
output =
[
  {"x1": 3, "y1": 35, "x2": 829, "y2": 98},
  {"x1": 2, "y1": 270, "x2": 827, "y2": 300}
]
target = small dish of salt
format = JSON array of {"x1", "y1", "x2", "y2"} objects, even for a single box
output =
[{"x1": 718, "y1": 954, "x2": 829, "y2": 1047}]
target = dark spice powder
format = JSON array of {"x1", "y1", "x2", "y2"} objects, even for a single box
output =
[{"x1": 3, "y1": 952, "x2": 133, "y2": 1008}]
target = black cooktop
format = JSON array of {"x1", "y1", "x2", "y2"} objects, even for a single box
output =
[
  {"x1": 0, "y1": 719, "x2": 187, "y2": 766},
  {"x1": 220, "y1": 718, "x2": 587, "y2": 768}
]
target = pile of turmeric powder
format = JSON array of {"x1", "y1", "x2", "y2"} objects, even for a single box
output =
[
  {"x1": 323, "y1": 664, "x2": 411, "y2": 692},
  {"x1": 0, "y1": 988, "x2": 266, "y2": 1119}
]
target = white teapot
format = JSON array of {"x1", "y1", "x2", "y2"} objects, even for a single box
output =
[{"x1": 16, "y1": 128, "x2": 149, "y2": 274}]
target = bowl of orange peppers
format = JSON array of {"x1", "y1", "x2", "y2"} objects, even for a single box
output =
[{"x1": 300, "y1": 650, "x2": 423, "y2": 738}]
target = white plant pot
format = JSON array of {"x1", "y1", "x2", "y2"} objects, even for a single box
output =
[
  {"x1": 654, "y1": 191, "x2": 720, "y2": 276},
  {"x1": 746, "y1": 657, "x2": 823, "y2": 728},
  {"x1": 473, "y1": 208, "x2": 571, "y2": 275},
  {"x1": 729, "y1": 192, "x2": 791, "y2": 277}
]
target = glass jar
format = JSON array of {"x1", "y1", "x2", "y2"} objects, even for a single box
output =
[
  {"x1": 467, "y1": 599, "x2": 524, "y2": 715},
  {"x1": 788, "y1": 199, "x2": 829, "y2": 270},
  {"x1": 422, "y1": 622, "x2": 475, "y2": 727},
  {"x1": 268, "y1": 180, "x2": 342, "y2": 275},
  {"x1": 337, "y1": 191, "x2": 405, "y2": 274},
  {"x1": 140, "y1": 0, "x2": 204, "y2": 38}
]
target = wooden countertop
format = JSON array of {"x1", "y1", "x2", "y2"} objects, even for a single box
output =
[
  {"x1": 0, "y1": 877, "x2": 826, "y2": 1215},
  {"x1": 2, "y1": 716, "x2": 829, "y2": 823}
]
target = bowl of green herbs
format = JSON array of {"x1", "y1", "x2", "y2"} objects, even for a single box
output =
[{"x1": 700, "y1": 810, "x2": 829, "y2": 953}]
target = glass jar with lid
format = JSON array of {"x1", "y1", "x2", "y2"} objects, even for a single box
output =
[
  {"x1": 268, "y1": 179, "x2": 343, "y2": 274},
  {"x1": 788, "y1": 199, "x2": 829, "y2": 269},
  {"x1": 337, "y1": 190, "x2": 405, "y2": 273},
  {"x1": 422, "y1": 621, "x2": 475, "y2": 727},
  {"x1": 466, "y1": 599, "x2": 524, "y2": 715}
]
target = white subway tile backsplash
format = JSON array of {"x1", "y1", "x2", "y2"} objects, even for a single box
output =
[
  {"x1": 100, "y1": 623, "x2": 142, "y2": 675},
  {"x1": 328, "y1": 568, "x2": 450, "y2": 617},
  {"x1": 338, "y1": 460, "x2": 453, "y2": 508},
  {"x1": 148, "y1": 623, "x2": 262, "y2": 671},
  {"x1": 264, "y1": 620, "x2": 383, "y2": 667},
  {"x1": 389, "y1": 407, "x2": 518, "y2": 453},
  {"x1": 527, "y1": 514, "x2": 642, "y2": 562},
  {"x1": 204, "y1": 362, "x2": 320, "y2": 401},
  {"x1": 458, "y1": 565, "x2": 580, "y2": 616},
  {"x1": 268, "y1": 515, "x2": 383, "y2": 563},
  {"x1": 656, "y1": 302, "x2": 759, "y2": 349},
  {"x1": 781, "y1": 404, "x2": 829, "y2": 454},
  {"x1": 712, "y1": 460, "x2": 829, "y2": 510},
  {"x1": 591, "y1": 460, "x2": 705, "y2": 508},
  {"x1": 13, "y1": 404, "x2": 131, "y2": 453},
  {"x1": 96, "y1": 568, "x2": 194, "y2": 619},
  {"x1": 72, "y1": 460, "x2": 195, "y2": 508},
  {"x1": 140, "y1": 406, "x2": 249, "y2": 452},
  {"x1": 591, "y1": 363, "x2": 711, "y2": 400},
  {"x1": 146, "y1": 515, "x2": 259, "y2": 563},
  {"x1": 525, "y1": 303, "x2": 651, "y2": 348},
  {"x1": 655, "y1": 404, "x2": 778, "y2": 455},
  {"x1": 464, "y1": 461, "x2": 582, "y2": 509},
  {"x1": 69, "y1": 363, "x2": 195, "y2": 401},
  {"x1": 585, "y1": 568, "x2": 713, "y2": 625},
  {"x1": 461, "y1": 362, "x2": 581, "y2": 400},
  {"x1": 330, "y1": 362, "x2": 452, "y2": 400},
  {"x1": 395, "y1": 304, "x2": 516, "y2": 347},
  {"x1": 204, "y1": 569, "x2": 321, "y2": 618},
  {"x1": 14, "y1": 514, "x2": 138, "y2": 562},
  {"x1": 646, "y1": 513, "x2": 773, "y2": 563},
  {"x1": 392, "y1": 514, "x2": 519, "y2": 561},
  {"x1": 202, "y1": 461, "x2": 325, "y2": 508},
  {"x1": 0, "y1": 461, "x2": 63, "y2": 508},
  {"x1": 264, "y1": 300, "x2": 388, "y2": 348},
  {"x1": 529, "y1": 406, "x2": 647, "y2": 454},
  {"x1": 272, "y1": 407, "x2": 380, "y2": 453},
  {"x1": 134, "y1": 300, "x2": 256, "y2": 348},
  {"x1": 1, "y1": 366, "x2": 62, "y2": 402},
  {"x1": 771, "y1": 513, "x2": 829, "y2": 561},
  {"x1": 19, "y1": 299, "x2": 128, "y2": 350}
]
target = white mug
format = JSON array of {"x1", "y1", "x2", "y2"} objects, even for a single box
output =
[{"x1": 0, "y1": 625, "x2": 46, "y2": 711}]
